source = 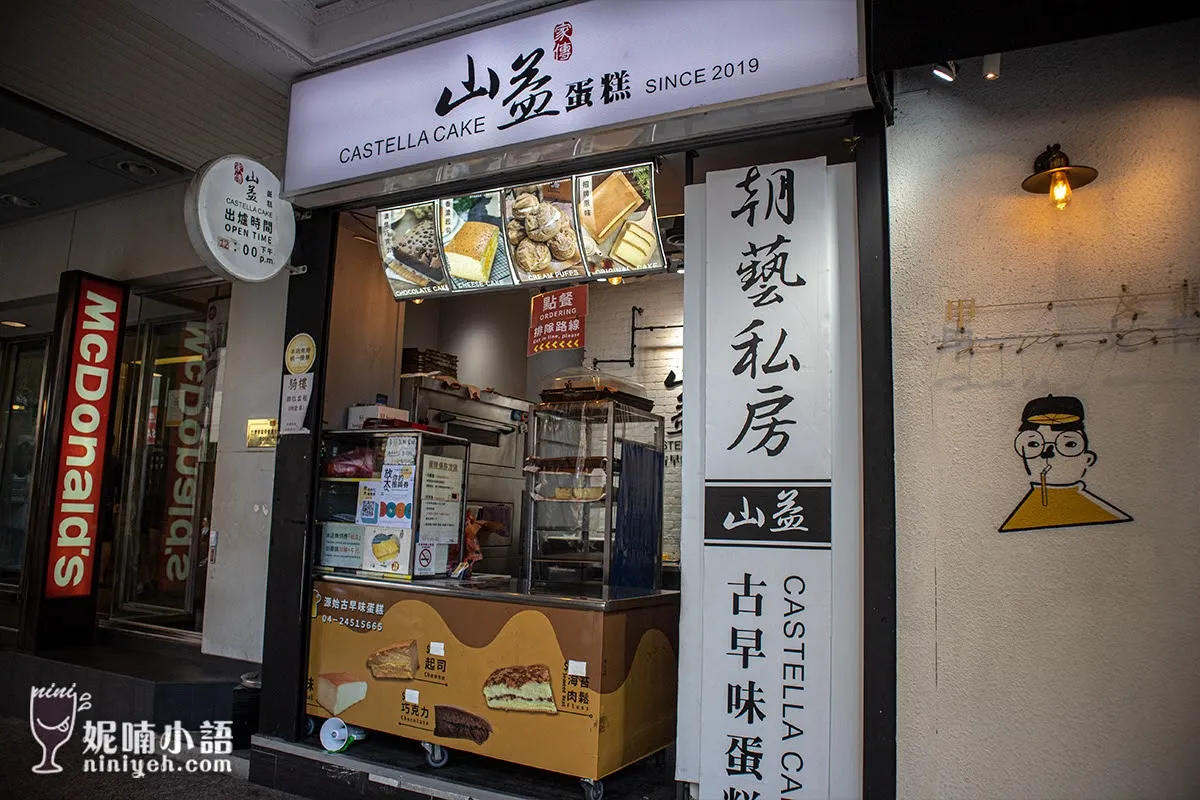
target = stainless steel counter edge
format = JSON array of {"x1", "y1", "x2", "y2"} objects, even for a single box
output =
[{"x1": 317, "y1": 573, "x2": 680, "y2": 612}]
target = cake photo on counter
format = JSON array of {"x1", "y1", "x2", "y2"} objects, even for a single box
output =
[
  {"x1": 376, "y1": 202, "x2": 449, "y2": 299},
  {"x1": 439, "y1": 192, "x2": 515, "y2": 290},
  {"x1": 575, "y1": 164, "x2": 667, "y2": 277},
  {"x1": 317, "y1": 672, "x2": 368, "y2": 715},
  {"x1": 501, "y1": 180, "x2": 586, "y2": 284},
  {"x1": 434, "y1": 705, "x2": 492, "y2": 745},
  {"x1": 366, "y1": 639, "x2": 418, "y2": 680},
  {"x1": 482, "y1": 664, "x2": 558, "y2": 714},
  {"x1": 371, "y1": 531, "x2": 401, "y2": 561}
]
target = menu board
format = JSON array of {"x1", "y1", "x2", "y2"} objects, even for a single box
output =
[
  {"x1": 438, "y1": 191, "x2": 516, "y2": 291},
  {"x1": 576, "y1": 165, "x2": 666, "y2": 277},
  {"x1": 377, "y1": 202, "x2": 451, "y2": 299},
  {"x1": 375, "y1": 163, "x2": 665, "y2": 300},
  {"x1": 501, "y1": 179, "x2": 587, "y2": 284}
]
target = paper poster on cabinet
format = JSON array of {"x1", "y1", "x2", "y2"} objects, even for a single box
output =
[
  {"x1": 377, "y1": 202, "x2": 450, "y2": 299},
  {"x1": 1000, "y1": 395, "x2": 1132, "y2": 532},
  {"x1": 420, "y1": 456, "x2": 464, "y2": 544},
  {"x1": 576, "y1": 163, "x2": 666, "y2": 276},
  {"x1": 439, "y1": 191, "x2": 517, "y2": 291},
  {"x1": 502, "y1": 179, "x2": 587, "y2": 283}
]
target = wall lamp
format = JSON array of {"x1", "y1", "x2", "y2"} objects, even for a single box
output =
[
  {"x1": 1021, "y1": 143, "x2": 1097, "y2": 210},
  {"x1": 932, "y1": 61, "x2": 957, "y2": 82}
]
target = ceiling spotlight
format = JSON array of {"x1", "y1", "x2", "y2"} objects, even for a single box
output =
[
  {"x1": 0, "y1": 193, "x2": 39, "y2": 208},
  {"x1": 983, "y1": 53, "x2": 1001, "y2": 81},
  {"x1": 0, "y1": 320, "x2": 27, "y2": 328},
  {"x1": 410, "y1": 298, "x2": 424, "y2": 305},
  {"x1": 117, "y1": 160, "x2": 159, "y2": 178},
  {"x1": 607, "y1": 276, "x2": 624, "y2": 286},
  {"x1": 1021, "y1": 143, "x2": 1098, "y2": 211},
  {"x1": 932, "y1": 61, "x2": 957, "y2": 82}
]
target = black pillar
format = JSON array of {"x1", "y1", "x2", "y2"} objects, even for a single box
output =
[
  {"x1": 259, "y1": 211, "x2": 339, "y2": 740},
  {"x1": 854, "y1": 108, "x2": 898, "y2": 800}
]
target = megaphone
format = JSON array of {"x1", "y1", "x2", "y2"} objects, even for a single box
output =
[{"x1": 319, "y1": 717, "x2": 367, "y2": 753}]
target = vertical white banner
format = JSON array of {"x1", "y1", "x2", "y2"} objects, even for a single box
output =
[{"x1": 698, "y1": 159, "x2": 834, "y2": 799}]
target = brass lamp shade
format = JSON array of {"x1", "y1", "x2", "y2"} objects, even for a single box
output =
[{"x1": 1021, "y1": 143, "x2": 1098, "y2": 193}]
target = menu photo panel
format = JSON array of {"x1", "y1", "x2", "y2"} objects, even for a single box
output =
[
  {"x1": 439, "y1": 190, "x2": 517, "y2": 291},
  {"x1": 377, "y1": 201, "x2": 451, "y2": 299},
  {"x1": 501, "y1": 178, "x2": 588, "y2": 284},
  {"x1": 576, "y1": 163, "x2": 666, "y2": 278}
]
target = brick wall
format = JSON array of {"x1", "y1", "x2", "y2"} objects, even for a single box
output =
[{"x1": 582, "y1": 275, "x2": 685, "y2": 560}]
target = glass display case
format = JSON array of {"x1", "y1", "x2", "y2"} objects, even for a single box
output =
[
  {"x1": 315, "y1": 429, "x2": 470, "y2": 580},
  {"x1": 523, "y1": 398, "x2": 664, "y2": 590}
]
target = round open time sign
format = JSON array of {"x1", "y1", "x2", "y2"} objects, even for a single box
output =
[{"x1": 184, "y1": 155, "x2": 296, "y2": 282}]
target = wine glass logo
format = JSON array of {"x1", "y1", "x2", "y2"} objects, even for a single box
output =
[{"x1": 29, "y1": 684, "x2": 91, "y2": 774}]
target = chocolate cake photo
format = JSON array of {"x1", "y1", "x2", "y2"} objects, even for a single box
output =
[
  {"x1": 482, "y1": 664, "x2": 558, "y2": 714},
  {"x1": 433, "y1": 705, "x2": 492, "y2": 745},
  {"x1": 377, "y1": 202, "x2": 449, "y2": 298}
]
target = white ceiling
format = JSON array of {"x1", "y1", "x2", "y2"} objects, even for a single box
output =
[{"x1": 0, "y1": 0, "x2": 565, "y2": 174}]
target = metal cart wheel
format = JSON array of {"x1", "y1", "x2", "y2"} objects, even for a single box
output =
[
  {"x1": 580, "y1": 778, "x2": 604, "y2": 800},
  {"x1": 423, "y1": 742, "x2": 450, "y2": 768}
]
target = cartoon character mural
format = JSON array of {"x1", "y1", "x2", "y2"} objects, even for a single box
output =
[{"x1": 999, "y1": 395, "x2": 1132, "y2": 532}]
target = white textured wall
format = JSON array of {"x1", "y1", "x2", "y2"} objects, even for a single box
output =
[
  {"x1": 888, "y1": 22, "x2": 1200, "y2": 800},
  {"x1": 201, "y1": 276, "x2": 288, "y2": 663},
  {"x1": 583, "y1": 276, "x2": 684, "y2": 559},
  {"x1": 0, "y1": 181, "x2": 207, "y2": 301}
]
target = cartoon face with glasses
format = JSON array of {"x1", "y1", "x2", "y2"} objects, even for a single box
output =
[{"x1": 999, "y1": 395, "x2": 1131, "y2": 532}]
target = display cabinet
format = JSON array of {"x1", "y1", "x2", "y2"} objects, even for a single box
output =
[
  {"x1": 523, "y1": 398, "x2": 664, "y2": 590},
  {"x1": 315, "y1": 429, "x2": 470, "y2": 580}
]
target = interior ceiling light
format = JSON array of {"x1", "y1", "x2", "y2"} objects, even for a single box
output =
[
  {"x1": 1021, "y1": 143, "x2": 1098, "y2": 210},
  {"x1": 0, "y1": 320, "x2": 27, "y2": 328},
  {"x1": 0, "y1": 193, "x2": 38, "y2": 208},
  {"x1": 410, "y1": 298, "x2": 424, "y2": 305},
  {"x1": 607, "y1": 276, "x2": 624, "y2": 286},
  {"x1": 932, "y1": 61, "x2": 957, "y2": 82},
  {"x1": 117, "y1": 160, "x2": 158, "y2": 178},
  {"x1": 983, "y1": 53, "x2": 1002, "y2": 80}
]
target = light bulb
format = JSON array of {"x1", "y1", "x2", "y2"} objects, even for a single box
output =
[
  {"x1": 1049, "y1": 171, "x2": 1071, "y2": 210},
  {"x1": 607, "y1": 276, "x2": 624, "y2": 286}
]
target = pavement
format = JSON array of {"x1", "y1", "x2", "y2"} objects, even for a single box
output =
[{"x1": 0, "y1": 715, "x2": 299, "y2": 800}]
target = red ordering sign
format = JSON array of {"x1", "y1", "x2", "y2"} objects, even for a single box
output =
[
  {"x1": 528, "y1": 285, "x2": 588, "y2": 356},
  {"x1": 44, "y1": 278, "x2": 126, "y2": 599}
]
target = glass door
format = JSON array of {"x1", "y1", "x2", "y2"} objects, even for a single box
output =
[
  {"x1": 0, "y1": 338, "x2": 49, "y2": 589},
  {"x1": 107, "y1": 285, "x2": 229, "y2": 634}
]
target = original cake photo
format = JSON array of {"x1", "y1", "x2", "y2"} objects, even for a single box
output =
[
  {"x1": 439, "y1": 191, "x2": 516, "y2": 291},
  {"x1": 575, "y1": 164, "x2": 666, "y2": 277},
  {"x1": 377, "y1": 201, "x2": 450, "y2": 299},
  {"x1": 501, "y1": 180, "x2": 587, "y2": 284}
]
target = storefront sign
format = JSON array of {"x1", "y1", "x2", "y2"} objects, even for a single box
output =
[
  {"x1": 45, "y1": 277, "x2": 127, "y2": 599},
  {"x1": 380, "y1": 164, "x2": 664, "y2": 300},
  {"x1": 698, "y1": 159, "x2": 834, "y2": 798},
  {"x1": 284, "y1": 0, "x2": 860, "y2": 195},
  {"x1": 184, "y1": 155, "x2": 296, "y2": 282},
  {"x1": 528, "y1": 285, "x2": 588, "y2": 355}
]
